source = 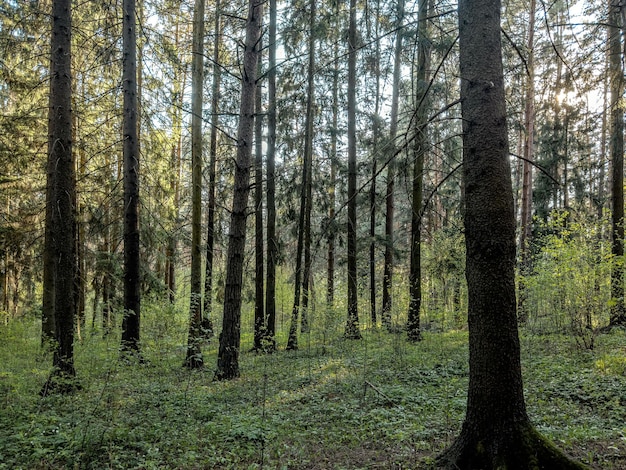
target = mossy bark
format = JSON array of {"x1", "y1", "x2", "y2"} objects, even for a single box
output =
[{"x1": 437, "y1": 422, "x2": 588, "y2": 469}]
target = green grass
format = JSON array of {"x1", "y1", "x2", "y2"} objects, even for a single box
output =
[{"x1": 1, "y1": 309, "x2": 625, "y2": 469}]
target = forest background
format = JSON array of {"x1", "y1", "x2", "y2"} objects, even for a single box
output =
[{"x1": 1, "y1": 0, "x2": 626, "y2": 467}]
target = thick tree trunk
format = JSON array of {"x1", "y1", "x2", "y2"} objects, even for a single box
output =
[
  {"x1": 437, "y1": 0, "x2": 587, "y2": 467},
  {"x1": 345, "y1": 0, "x2": 361, "y2": 340},
  {"x1": 215, "y1": 0, "x2": 262, "y2": 380},
  {"x1": 185, "y1": 0, "x2": 206, "y2": 369},
  {"x1": 120, "y1": 0, "x2": 141, "y2": 355},
  {"x1": 263, "y1": 0, "x2": 277, "y2": 349},
  {"x1": 42, "y1": 0, "x2": 77, "y2": 394},
  {"x1": 609, "y1": 0, "x2": 626, "y2": 327}
]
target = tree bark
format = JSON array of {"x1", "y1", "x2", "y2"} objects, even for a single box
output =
[
  {"x1": 407, "y1": 0, "x2": 430, "y2": 342},
  {"x1": 436, "y1": 0, "x2": 587, "y2": 466},
  {"x1": 215, "y1": 0, "x2": 263, "y2": 380},
  {"x1": 42, "y1": 0, "x2": 77, "y2": 394},
  {"x1": 345, "y1": 0, "x2": 361, "y2": 340},
  {"x1": 120, "y1": 0, "x2": 141, "y2": 355},
  {"x1": 185, "y1": 0, "x2": 206, "y2": 369},
  {"x1": 286, "y1": 150, "x2": 307, "y2": 349},
  {"x1": 301, "y1": 0, "x2": 316, "y2": 336},
  {"x1": 381, "y1": 0, "x2": 404, "y2": 330},
  {"x1": 369, "y1": 0, "x2": 381, "y2": 328}
]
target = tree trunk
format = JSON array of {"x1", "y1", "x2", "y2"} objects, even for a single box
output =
[
  {"x1": 609, "y1": 0, "x2": 626, "y2": 327},
  {"x1": 286, "y1": 31, "x2": 316, "y2": 349},
  {"x1": 253, "y1": 31, "x2": 265, "y2": 351},
  {"x1": 407, "y1": 0, "x2": 430, "y2": 342},
  {"x1": 345, "y1": 0, "x2": 361, "y2": 340},
  {"x1": 42, "y1": 0, "x2": 77, "y2": 394},
  {"x1": 215, "y1": 0, "x2": 263, "y2": 380},
  {"x1": 301, "y1": 0, "x2": 316, "y2": 336},
  {"x1": 263, "y1": 0, "x2": 277, "y2": 350},
  {"x1": 185, "y1": 0, "x2": 206, "y2": 369},
  {"x1": 381, "y1": 0, "x2": 404, "y2": 330},
  {"x1": 437, "y1": 0, "x2": 588, "y2": 466},
  {"x1": 121, "y1": 0, "x2": 141, "y2": 355},
  {"x1": 286, "y1": 152, "x2": 307, "y2": 349},
  {"x1": 203, "y1": 0, "x2": 221, "y2": 338},
  {"x1": 369, "y1": 0, "x2": 381, "y2": 328}
]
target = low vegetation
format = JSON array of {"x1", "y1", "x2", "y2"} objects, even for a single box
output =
[{"x1": 1, "y1": 305, "x2": 625, "y2": 469}]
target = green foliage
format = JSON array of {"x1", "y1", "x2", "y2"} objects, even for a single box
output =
[
  {"x1": 422, "y1": 227, "x2": 466, "y2": 329},
  {"x1": 521, "y1": 212, "x2": 611, "y2": 345},
  {"x1": 1, "y1": 307, "x2": 625, "y2": 469}
]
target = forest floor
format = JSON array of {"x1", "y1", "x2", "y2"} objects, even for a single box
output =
[{"x1": 1, "y1": 309, "x2": 626, "y2": 469}]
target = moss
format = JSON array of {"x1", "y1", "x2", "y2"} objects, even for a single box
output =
[{"x1": 435, "y1": 422, "x2": 590, "y2": 470}]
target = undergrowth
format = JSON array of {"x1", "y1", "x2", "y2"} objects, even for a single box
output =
[{"x1": 1, "y1": 310, "x2": 625, "y2": 469}]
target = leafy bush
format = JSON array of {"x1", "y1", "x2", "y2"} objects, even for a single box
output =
[{"x1": 521, "y1": 212, "x2": 611, "y2": 346}]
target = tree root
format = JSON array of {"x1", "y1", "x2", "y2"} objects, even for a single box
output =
[{"x1": 435, "y1": 422, "x2": 589, "y2": 470}]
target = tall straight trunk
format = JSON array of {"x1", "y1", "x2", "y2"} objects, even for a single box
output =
[
  {"x1": 369, "y1": 0, "x2": 381, "y2": 327},
  {"x1": 286, "y1": 153, "x2": 307, "y2": 349},
  {"x1": 301, "y1": 0, "x2": 316, "y2": 335},
  {"x1": 263, "y1": 0, "x2": 277, "y2": 349},
  {"x1": 203, "y1": 0, "x2": 221, "y2": 337},
  {"x1": 253, "y1": 32, "x2": 265, "y2": 351},
  {"x1": 609, "y1": 0, "x2": 626, "y2": 327},
  {"x1": 345, "y1": 0, "x2": 361, "y2": 340},
  {"x1": 42, "y1": 0, "x2": 77, "y2": 393},
  {"x1": 287, "y1": 3, "x2": 317, "y2": 347},
  {"x1": 381, "y1": 0, "x2": 404, "y2": 329},
  {"x1": 121, "y1": 0, "x2": 141, "y2": 354},
  {"x1": 185, "y1": 0, "x2": 206, "y2": 369},
  {"x1": 215, "y1": 0, "x2": 263, "y2": 380},
  {"x1": 517, "y1": 0, "x2": 536, "y2": 324},
  {"x1": 407, "y1": 0, "x2": 430, "y2": 342},
  {"x1": 327, "y1": 39, "x2": 339, "y2": 307},
  {"x1": 437, "y1": 0, "x2": 587, "y2": 466}
]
